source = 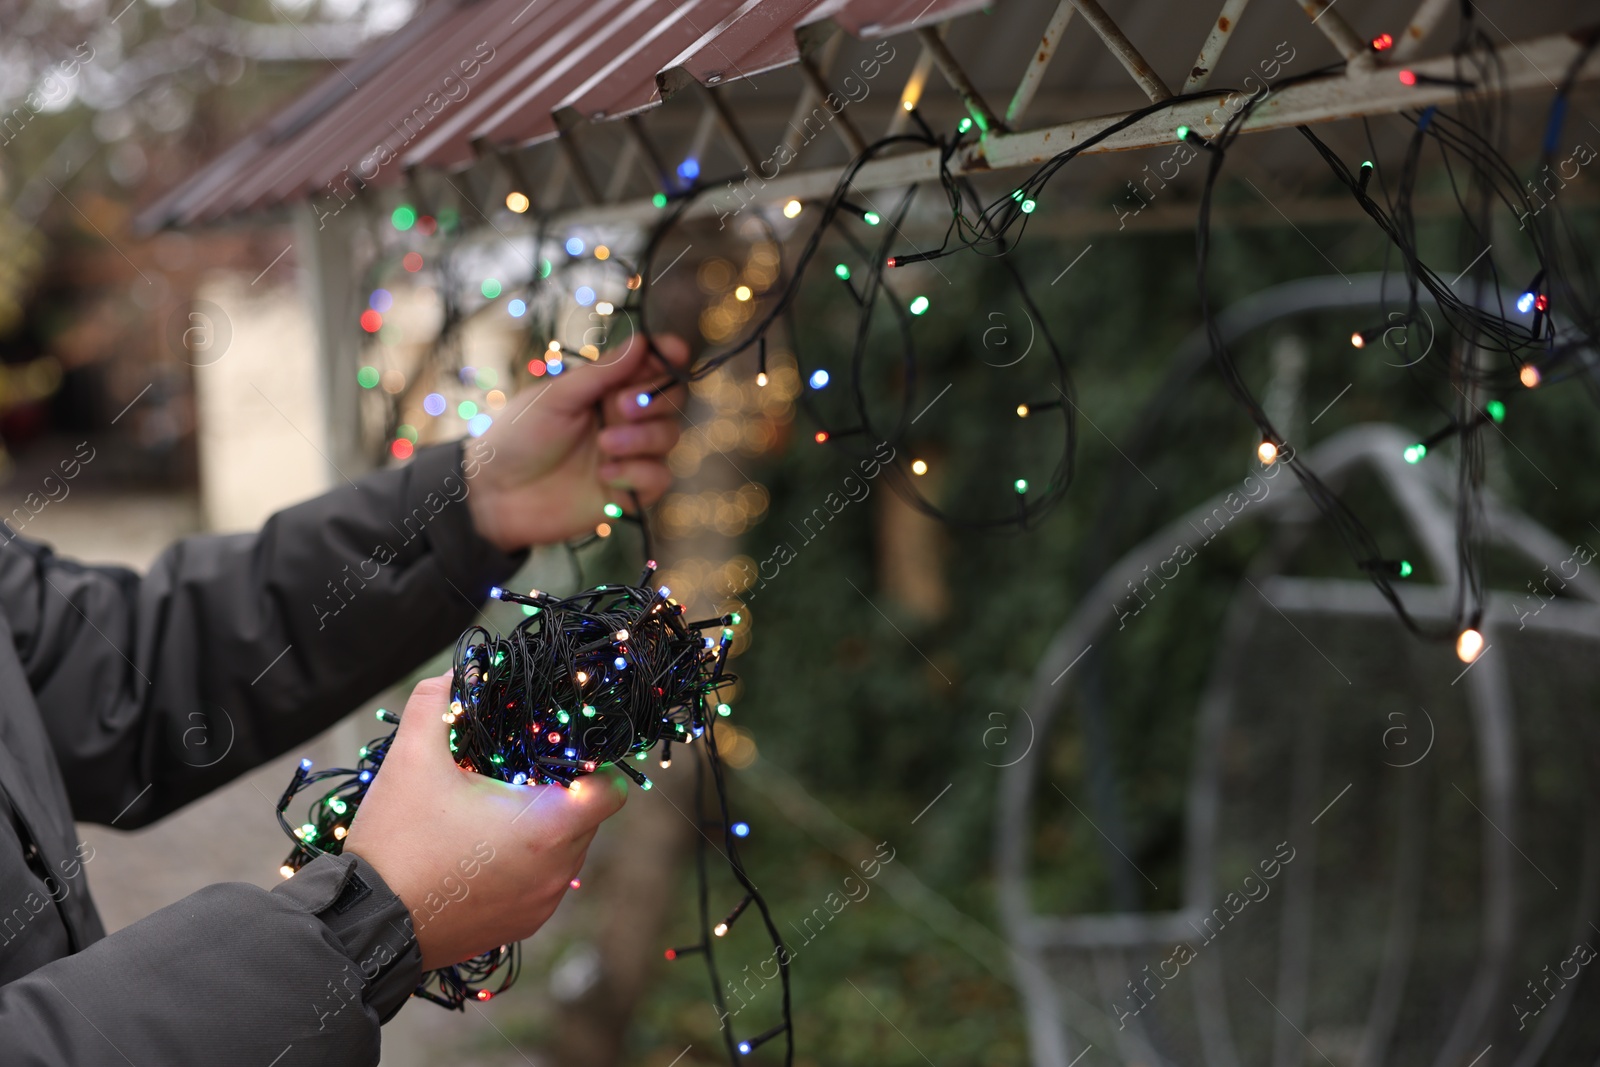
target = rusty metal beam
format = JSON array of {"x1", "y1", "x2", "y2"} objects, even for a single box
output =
[
  {"x1": 1295, "y1": 0, "x2": 1371, "y2": 65},
  {"x1": 797, "y1": 54, "x2": 868, "y2": 156},
  {"x1": 1392, "y1": 0, "x2": 1455, "y2": 60},
  {"x1": 536, "y1": 29, "x2": 1599, "y2": 229},
  {"x1": 1069, "y1": 0, "x2": 1172, "y2": 102},
  {"x1": 1183, "y1": 0, "x2": 1255, "y2": 92},
  {"x1": 1005, "y1": 0, "x2": 1077, "y2": 128},
  {"x1": 915, "y1": 25, "x2": 1008, "y2": 133}
]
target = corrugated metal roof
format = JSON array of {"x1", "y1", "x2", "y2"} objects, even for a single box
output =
[{"x1": 139, "y1": 0, "x2": 982, "y2": 228}]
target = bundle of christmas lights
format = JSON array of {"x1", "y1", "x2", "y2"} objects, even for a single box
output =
[{"x1": 277, "y1": 543, "x2": 794, "y2": 1058}]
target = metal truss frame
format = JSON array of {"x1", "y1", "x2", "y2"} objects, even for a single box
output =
[{"x1": 527, "y1": 1, "x2": 1600, "y2": 228}]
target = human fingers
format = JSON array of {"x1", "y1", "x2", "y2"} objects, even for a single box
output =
[
  {"x1": 597, "y1": 418, "x2": 679, "y2": 459},
  {"x1": 596, "y1": 458, "x2": 672, "y2": 503}
]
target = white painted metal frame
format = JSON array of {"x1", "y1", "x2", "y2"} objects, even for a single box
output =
[{"x1": 538, "y1": 6, "x2": 1600, "y2": 228}]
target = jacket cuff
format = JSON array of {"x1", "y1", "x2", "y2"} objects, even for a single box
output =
[
  {"x1": 403, "y1": 441, "x2": 527, "y2": 599},
  {"x1": 272, "y1": 852, "x2": 423, "y2": 1023}
]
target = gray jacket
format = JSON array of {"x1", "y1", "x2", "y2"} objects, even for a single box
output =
[{"x1": 0, "y1": 442, "x2": 522, "y2": 1064}]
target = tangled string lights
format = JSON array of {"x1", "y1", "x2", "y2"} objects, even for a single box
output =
[
  {"x1": 610, "y1": 15, "x2": 1595, "y2": 656},
  {"x1": 277, "y1": 539, "x2": 794, "y2": 1060}
]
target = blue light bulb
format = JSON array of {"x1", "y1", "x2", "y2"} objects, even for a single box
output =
[
  {"x1": 636, "y1": 392, "x2": 652, "y2": 407},
  {"x1": 1517, "y1": 291, "x2": 1536, "y2": 314},
  {"x1": 565, "y1": 237, "x2": 585, "y2": 256},
  {"x1": 677, "y1": 158, "x2": 700, "y2": 181},
  {"x1": 614, "y1": 656, "x2": 627, "y2": 669},
  {"x1": 738, "y1": 1041, "x2": 752, "y2": 1055},
  {"x1": 732, "y1": 821, "x2": 750, "y2": 838},
  {"x1": 358, "y1": 770, "x2": 371, "y2": 782},
  {"x1": 809, "y1": 369, "x2": 830, "y2": 389},
  {"x1": 300, "y1": 758, "x2": 313, "y2": 770}
]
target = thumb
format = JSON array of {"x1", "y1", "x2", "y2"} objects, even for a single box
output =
[
  {"x1": 389, "y1": 672, "x2": 456, "y2": 769},
  {"x1": 548, "y1": 333, "x2": 672, "y2": 411}
]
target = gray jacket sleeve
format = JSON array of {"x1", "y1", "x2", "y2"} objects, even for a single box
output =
[
  {"x1": 0, "y1": 439, "x2": 524, "y2": 827},
  {"x1": 0, "y1": 853, "x2": 423, "y2": 1065}
]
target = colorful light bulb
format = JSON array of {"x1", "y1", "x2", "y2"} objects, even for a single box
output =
[{"x1": 1456, "y1": 628, "x2": 1484, "y2": 663}]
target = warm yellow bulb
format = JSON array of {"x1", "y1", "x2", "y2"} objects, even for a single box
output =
[
  {"x1": 547, "y1": 340, "x2": 561, "y2": 352},
  {"x1": 333, "y1": 826, "x2": 347, "y2": 840},
  {"x1": 1016, "y1": 404, "x2": 1029, "y2": 417},
  {"x1": 1520, "y1": 364, "x2": 1541, "y2": 388},
  {"x1": 615, "y1": 629, "x2": 630, "y2": 641},
  {"x1": 735, "y1": 285, "x2": 752, "y2": 302},
  {"x1": 595, "y1": 245, "x2": 610, "y2": 260},
  {"x1": 1456, "y1": 628, "x2": 1484, "y2": 663},
  {"x1": 596, "y1": 522, "x2": 611, "y2": 537},
  {"x1": 505, "y1": 191, "x2": 530, "y2": 213},
  {"x1": 595, "y1": 301, "x2": 614, "y2": 315},
  {"x1": 756, "y1": 372, "x2": 769, "y2": 387},
  {"x1": 714, "y1": 922, "x2": 729, "y2": 937},
  {"x1": 782, "y1": 199, "x2": 802, "y2": 218},
  {"x1": 911, "y1": 459, "x2": 928, "y2": 475},
  {"x1": 575, "y1": 671, "x2": 589, "y2": 684},
  {"x1": 1257, "y1": 440, "x2": 1278, "y2": 465},
  {"x1": 1350, "y1": 331, "x2": 1365, "y2": 348},
  {"x1": 902, "y1": 99, "x2": 915, "y2": 111},
  {"x1": 279, "y1": 865, "x2": 295, "y2": 879}
]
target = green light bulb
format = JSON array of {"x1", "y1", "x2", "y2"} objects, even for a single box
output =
[
  {"x1": 634, "y1": 751, "x2": 647, "y2": 761},
  {"x1": 641, "y1": 779, "x2": 653, "y2": 790},
  {"x1": 863, "y1": 211, "x2": 881, "y2": 226},
  {"x1": 834, "y1": 263, "x2": 851, "y2": 280},
  {"x1": 1486, "y1": 400, "x2": 1505, "y2": 423},
  {"x1": 1021, "y1": 199, "x2": 1037, "y2": 214},
  {"x1": 730, "y1": 612, "x2": 742, "y2": 625},
  {"x1": 722, "y1": 627, "x2": 733, "y2": 640},
  {"x1": 1403, "y1": 443, "x2": 1426, "y2": 464},
  {"x1": 358, "y1": 746, "x2": 369, "y2": 758},
  {"x1": 1398, "y1": 560, "x2": 1413, "y2": 578},
  {"x1": 490, "y1": 754, "x2": 505, "y2": 764},
  {"x1": 557, "y1": 710, "x2": 570, "y2": 724},
  {"x1": 481, "y1": 278, "x2": 502, "y2": 299},
  {"x1": 357, "y1": 366, "x2": 380, "y2": 389},
  {"x1": 582, "y1": 704, "x2": 596, "y2": 717},
  {"x1": 458, "y1": 400, "x2": 478, "y2": 420},
  {"x1": 717, "y1": 703, "x2": 732, "y2": 717},
  {"x1": 909, "y1": 295, "x2": 930, "y2": 316},
  {"x1": 1175, "y1": 125, "x2": 1190, "y2": 141},
  {"x1": 1014, "y1": 478, "x2": 1029, "y2": 494},
  {"x1": 539, "y1": 259, "x2": 553, "y2": 278},
  {"x1": 652, "y1": 192, "x2": 668, "y2": 209},
  {"x1": 603, "y1": 502, "x2": 624, "y2": 519},
  {"x1": 391, "y1": 205, "x2": 416, "y2": 231},
  {"x1": 957, "y1": 117, "x2": 973, "y2": 133}
]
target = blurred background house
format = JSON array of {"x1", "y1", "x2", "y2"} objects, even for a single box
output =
[{"x1": 5, "y1": 0, "x2": 1600, "y2": 1063}]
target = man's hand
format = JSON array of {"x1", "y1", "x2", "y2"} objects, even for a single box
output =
[
  {"x1": 465, "y1": 334, "x2": 690, "y2": 552},
  {"x1": 344, "y1": 675, "x2": 627, "y2": 970}
]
